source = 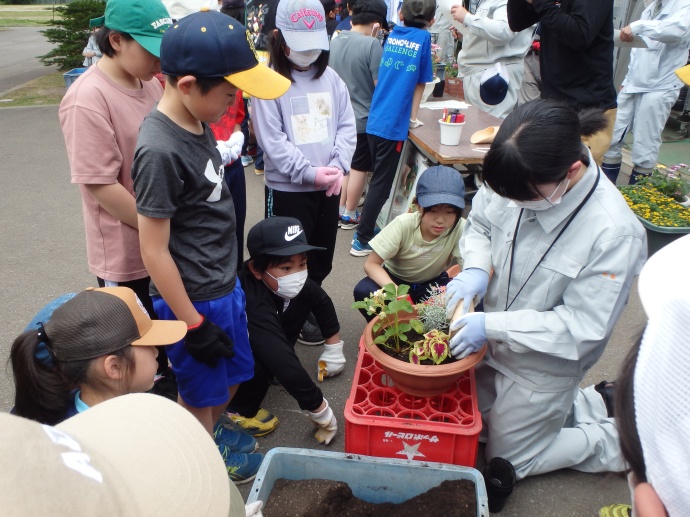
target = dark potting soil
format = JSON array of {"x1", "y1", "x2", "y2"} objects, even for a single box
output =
[
  {"x1": 379, "y1": 332, "x2": 458, "y2": 366},
  {"x1": 263, "y1": 478, "x2": 476, "y2": 517}
]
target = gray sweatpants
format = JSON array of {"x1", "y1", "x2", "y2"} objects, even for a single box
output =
[
  {"x1": 603, "y1": 89, "x2": 680, "y2": 173},
  {"x1": 517, "y1": 51, "x2": 541, "y2": 106},
  {"x1": 476, "y1": 363, "x2": 625, "y2": 480}
]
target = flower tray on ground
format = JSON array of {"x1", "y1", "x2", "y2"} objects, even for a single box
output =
[{"x1": 619, "y1": 185, "x2": 690, "y2": 255}]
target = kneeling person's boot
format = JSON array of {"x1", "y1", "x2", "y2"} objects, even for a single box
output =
[
  {"x1": 629, "y1": 169, "x2": 651, "y2": 185},
  {"x1": 601, "y1": 161, "x2": 621, "y2": 184}
]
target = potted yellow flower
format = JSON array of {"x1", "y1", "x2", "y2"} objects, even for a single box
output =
[{"x1": 618, "y1": 183, "x2": 690, "y2": 255}]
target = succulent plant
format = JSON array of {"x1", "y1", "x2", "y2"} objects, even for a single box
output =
[{"x1": 418, "y1": 284, "x2": 450, "y2": 334}]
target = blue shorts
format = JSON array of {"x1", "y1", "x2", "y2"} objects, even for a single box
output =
[{"x1": 153, "y1": 282, "x2": 254, "y2": 408}]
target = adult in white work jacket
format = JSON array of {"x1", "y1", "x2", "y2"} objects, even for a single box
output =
[
  {"x1": 450, "y1": 0, "x2": 534, "y2": 118},
  {"x1": 446, "y1": 100, "x2": 647, "y2": 480},
  {"x1": 602, "y1": 0, "x2": 690, "y2": 185}
]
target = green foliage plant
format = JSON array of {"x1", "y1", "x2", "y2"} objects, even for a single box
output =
[
  {"x1": 39, "y1": 1, "x2": 105, "y2": 71},
  {"x1": 352, "y1": 283, "x2": 424, "y2": 355},
  {"x1": 637, "y1": 164, "x2": 690, "y2": 202}
]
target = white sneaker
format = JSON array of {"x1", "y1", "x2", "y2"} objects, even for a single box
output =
[{"x1": 241, "y1": 155, "x2": 253, "y2": 167}]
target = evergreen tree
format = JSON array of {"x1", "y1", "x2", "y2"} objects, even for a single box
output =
[{"x1": 40, "y1": 1, "x2": 105, "y2": 71}]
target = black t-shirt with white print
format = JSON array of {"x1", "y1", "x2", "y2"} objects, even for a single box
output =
[{"x1": 132, "y1": 109, "x2": 238, "y2": 301}]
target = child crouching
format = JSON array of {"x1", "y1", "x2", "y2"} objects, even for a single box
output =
[
  {"x1": 354, "y1": 166, "x2": 466, "y2": 320},
  {"x1": 225, "y1": 217, "x2": 345, "y2": 444}
]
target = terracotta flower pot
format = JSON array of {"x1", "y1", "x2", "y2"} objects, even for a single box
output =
[{"x1": 362, "y1": 310, "x2": 486, "y2": 398}]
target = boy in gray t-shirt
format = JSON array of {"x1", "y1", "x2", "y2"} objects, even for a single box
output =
[
  {"x1": 328, "y1": 0, "x2": 387, "y2": 229},
  {"x1": 131, "y1": 10, "x2": 289, "y2": 484}
]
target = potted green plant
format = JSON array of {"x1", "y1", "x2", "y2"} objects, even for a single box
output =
[
  {"x1": 636, "y1": 164, "x2": 690, "y2": 205},
  {"x1": 618, "y1": 184, "x2": 690, "y2": 256},
  {"x1": 409, "y1": 329, "x2": 451, "y2": 365},
  {"x1": 353, "y1": 283, "x2": 486, "y2": 397},
  {"x1": 444, "y1": 61, "x2": 462, "y2": 98},
  {"x1": 412, "y1": 284, "x2": 451, "y2": 365},
  {"x1": 353, "y1": 283, "x2": 425, "y2": 358}
]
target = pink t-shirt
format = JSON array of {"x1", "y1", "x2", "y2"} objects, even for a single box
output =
[{"x1": 59, "y1": 66, "x2": 163, "y2": 282}]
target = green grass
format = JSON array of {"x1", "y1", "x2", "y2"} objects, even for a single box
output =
[
  {"x1": 0, "y1": 71, "x2": 66, "y2": 107},
  {"x1": 0, "y1": 5, "x2": 59, "y2": 27}
]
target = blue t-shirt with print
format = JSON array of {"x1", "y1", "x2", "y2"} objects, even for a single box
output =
[{"x1": 366, "y1": 25, "x2": 433, "y2": 141}]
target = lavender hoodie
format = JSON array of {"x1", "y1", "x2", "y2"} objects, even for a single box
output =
[{"x1": 252, "y1": 66, "x2": 356, "y2": 192}]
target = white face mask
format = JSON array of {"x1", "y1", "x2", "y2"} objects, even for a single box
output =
[
  {"x1": 265, "y1": 269, "x2": 308, "y2": 299},
  {"x1": 510, "y1": 178, "x2": 571, "y2": 211},
  {"x1": 286, "y1": 48, "x2": 322, "y2": 68}
]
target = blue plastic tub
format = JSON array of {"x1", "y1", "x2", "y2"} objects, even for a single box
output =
[
  {"x1": 63, "y1": 67, "x2": 88, "y2": 88},
  {"x1": 247, "y1": 447, "x2": 489, "y2": 516}
]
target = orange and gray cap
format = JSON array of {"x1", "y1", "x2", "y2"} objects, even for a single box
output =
[{"x1": 43, "y1": 287, "x2": 186, "y2": 362}]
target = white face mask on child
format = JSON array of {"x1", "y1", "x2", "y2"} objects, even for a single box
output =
[
  {"x1": 265, "y1": 269, "x2": 308, "y2": 299},
  {"x1": 286, "y1": 49, "x2": 322, "y2": 68}
]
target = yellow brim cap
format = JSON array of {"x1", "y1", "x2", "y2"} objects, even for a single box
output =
[{"x1": 226, "y1": 63, "x2": 291, "y2": 100}]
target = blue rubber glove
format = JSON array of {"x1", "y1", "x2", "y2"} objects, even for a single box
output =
[
  {"x1": 445, "y1": 268, "x2": 490, "y2": 319},
  {"x1": 449, "y1": 312, "x2": 486, "y2": 360}
]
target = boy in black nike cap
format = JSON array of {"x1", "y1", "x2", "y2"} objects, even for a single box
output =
[{"x1": 224, "y1": 217, "x2": 346, "y2": 445}]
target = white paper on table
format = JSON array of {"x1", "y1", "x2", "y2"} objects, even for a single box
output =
[
  {"x1": 614, "y1": 29, "x2": 648, "y2": 48},
  {"x1": 420, "y1": 100, "x2": 471, "y2": 110}
]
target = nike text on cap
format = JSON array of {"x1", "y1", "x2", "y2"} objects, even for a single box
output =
[{"x1": 247, "y1": 216, "x2": 327, "y2": 257}]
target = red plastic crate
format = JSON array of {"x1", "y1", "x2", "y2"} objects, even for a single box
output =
[{"x1": 344, "y1": 339, "x2": 481, "y2": 467}]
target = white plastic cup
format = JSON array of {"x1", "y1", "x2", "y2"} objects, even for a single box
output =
[{"x1": 438, "y1": 119, "x2": 465, "y2": 146}]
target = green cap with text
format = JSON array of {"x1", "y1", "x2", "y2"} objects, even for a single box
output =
[{"x1": 89, "y1": 0, "x2": 173, "y2": 57}]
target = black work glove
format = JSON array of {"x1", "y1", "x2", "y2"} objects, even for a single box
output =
[{"x1": 185, "y1": 316, "x2": 234, "y2": 367}]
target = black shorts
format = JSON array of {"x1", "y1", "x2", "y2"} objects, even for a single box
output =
[{"x1": 351, "y1": 132, "x2": 373, "y2": 172}]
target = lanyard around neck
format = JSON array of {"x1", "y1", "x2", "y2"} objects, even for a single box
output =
[{"x1": 504, "y1": 170, "x2": 600, "y2": 311}]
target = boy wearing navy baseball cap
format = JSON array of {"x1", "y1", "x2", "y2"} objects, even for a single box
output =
[
  {"x1": 223, "y1": 217, "x2": 345, "y2": 445},
  {"x1": 131, "y1": 9, "x2": 290, "y2": 484}
]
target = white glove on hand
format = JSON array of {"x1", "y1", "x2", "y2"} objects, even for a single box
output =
[
  {"x1": 449, "y1": 312, "x2": 487, "y2": 359},
  {"x1": 227, "y1": 130, "x2": 244, "y2": 152},
  {"x1": 409, "y1": 118, "x2": 424, "y2": 129},
  {"x1": 318, "y1": 340, "x2": 346, "y2": 381},
  {"x1": 245, "y1": 501, "x2": 263, "y2": 517},
  {"x1": 446, "y1": 268, "x2": 490, "y2": 319},
  {"x1": 216, "y1": 141, "x2": 239, "y2": 166},
  {"x1": 308, "y1": 399, "x2": 338, "y2": 445}
]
